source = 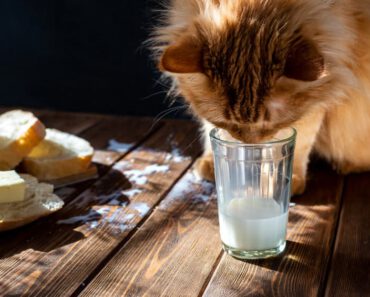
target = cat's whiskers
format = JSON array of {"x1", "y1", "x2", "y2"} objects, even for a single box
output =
[
  {"x1": 149, "y1": 105, "x2": 188, "y2": 132},
  {"x1": 140, "y1": 90, "x2": 171, "y2": 101},
  {"x1": 182, "y1": 132, "x2": 204, "y2": 155}
]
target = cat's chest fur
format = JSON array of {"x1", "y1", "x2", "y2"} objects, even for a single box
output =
[
  {"x1": 314, "y1": 7, "x2": 370, "y2": 173},
  {"x1": 316, "y1": 91, "x2": 370, "y2": 173}
]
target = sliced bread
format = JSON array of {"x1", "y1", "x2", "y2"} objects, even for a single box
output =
[
  {"x1": 0, "y1": 174, "x2": 64, "y2": 232},
  {"x1": 0, "y1": 110, "x2": 46, "y2": 170},
  {"x1": 23, "y1": 128, "x2": 94, "y2": 181}
]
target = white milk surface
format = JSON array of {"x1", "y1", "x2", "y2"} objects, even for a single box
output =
[{"x1": 219, "y1": 198, "x2": 288, "y2": 250}]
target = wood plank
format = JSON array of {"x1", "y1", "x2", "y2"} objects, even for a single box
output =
[
  {"x1": 202, "y1": 162, "x2": 344, "y2": 297},
  {"x1": 0, "y1": 107, "x2": 99, "y2": 138},
  {"x1": 81, "y1": 116, "x2": 156, "y2": 166},
  {"x1": 324, "y1": 173, "x2": 370, "y2": 297},
  {"x1": 0, "y1": 107, "x2": 105, "y2": 133},
  {"x1": 0, "y1": 119, "x2": 202, "y2": 297},
  {"x1": 38, "y1": 111, "x2": 101, "y2": 135},
  {"x1": 75, "y1": 116, "x2": 160, "y2": 173},
  {"x1": 0, "y1": 107, "x2": 47, "y2": 117},
  {"x1": 79, "y1": 166, "x2": 220, "y2": 297},
  {"x1": 0, "y1": 106, "x2": 10, "y2": 113}
]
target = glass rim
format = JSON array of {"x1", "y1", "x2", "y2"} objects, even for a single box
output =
[{"x1": 210, "y1": 127, "x2": 297, "y2": 147}]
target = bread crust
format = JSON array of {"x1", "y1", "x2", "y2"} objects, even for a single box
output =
[
  {"x1": 23, "y1": 155, "x2": 93, "y2": 180},
  {"x1": 0, "y1": 116, "x2": 46, "y2": 170},
  {"x1": 23, "y1": 129, "x2": 94, "y2": 181}
]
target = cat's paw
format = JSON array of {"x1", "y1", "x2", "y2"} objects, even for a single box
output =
[
  {"x1": 194, "y1": 155, "x2": 215, "y2": 182},
  {"x1": 291, "y1": 174, "x2": 306, "y2": 196}
]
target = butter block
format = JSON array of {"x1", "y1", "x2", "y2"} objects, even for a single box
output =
[{"x1": 0, "y1": 171, "x2": 26, "y2": 203}]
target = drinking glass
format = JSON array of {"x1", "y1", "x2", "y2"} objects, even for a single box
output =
[{"x1": 210, "y1": 127, "x2": 296, "y2": 259}]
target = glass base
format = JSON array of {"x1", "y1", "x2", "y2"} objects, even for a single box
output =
[{"x1": 222, "y1": 241, "x2": 286, "y2": 260}]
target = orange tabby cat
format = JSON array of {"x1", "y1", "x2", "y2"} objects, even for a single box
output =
[{"x1": 152, "y1": 0, "x2": 370, "y2": 195}]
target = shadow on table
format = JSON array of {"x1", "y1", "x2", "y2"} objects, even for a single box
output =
[{"x1": 234, "y1": 240, "x2": 317, "y2": 272}]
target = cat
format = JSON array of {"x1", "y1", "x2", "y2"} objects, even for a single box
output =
[{"x1": 151, "y1": 0, "x2": 370, "y2": 195}]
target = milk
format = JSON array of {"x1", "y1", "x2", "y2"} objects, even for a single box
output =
[{"x1": 219, "y1": 198, "x2": 288, "y2": 250}]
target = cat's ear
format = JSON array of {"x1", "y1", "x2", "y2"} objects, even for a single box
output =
[
  {"x1": 160, "y1": 37, "x2": 203, "y2": 73},
  {"x1": 283, "y1": 38, "x2": 325, "y2": 81}
]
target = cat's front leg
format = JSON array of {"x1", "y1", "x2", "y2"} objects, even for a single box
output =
[
  {"x1": 291, "y1": 173, "x2": 306, "y2": 196},
  {"x1": 194, "y1": 152, "x2": 215, "y2": 181},
  {"x1": 290, "y1": 108, "x2": 326, "y2": 196},
  {"x1": 194, "y1": 120, "x2": 215, "y2": 181}
]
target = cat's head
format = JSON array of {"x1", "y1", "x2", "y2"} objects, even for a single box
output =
[{"x1": 157, "y1": 1, "x2": 331, "y2": 143}]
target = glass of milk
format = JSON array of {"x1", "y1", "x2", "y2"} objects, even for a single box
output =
[{"x1": 210, "y1": 127, "x2": 296, "y2": 259}]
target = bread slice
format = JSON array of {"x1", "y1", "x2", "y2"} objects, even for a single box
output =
[
  {"x1": 23, "y1": 129, "x2": 94, "y2": 181},
  {"x1": 0, "y1": 110, "x2": 46, "y2": 170},
  {"x1": 0, "y1": 174, "x2": 64, "y2": 232}
]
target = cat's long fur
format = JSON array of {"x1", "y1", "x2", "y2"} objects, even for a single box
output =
[{"x1": 151, "y1": 0, "x2": 370, "y2": 194}]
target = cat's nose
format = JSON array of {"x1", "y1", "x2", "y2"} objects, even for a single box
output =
[
  {"x1": 228, "y1": 129, "x2": 259, "y2": 144},
  {"x1": 244, "y1": 137, "x2": 262, "y2": 144},
  {"x1": 240, "y1": 130, "x2": 274, "y2": 144},
  {"x1": 243, "y1": 130, "x2": 277, "y2": 144},
  {"x1": 240, "y1": 132, "x2": 262, "y2": 144}
]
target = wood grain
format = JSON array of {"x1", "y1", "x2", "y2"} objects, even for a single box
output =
[
  {"x1": 82, "y1": 116, "x2": 161, "y2": 168},
  {"x1": 0, "y1": 108, "x2": 98, "y2": 135},
  {"x1": 324, "y1": 173, "x2": 370, "y2": 297},
  {"x1": 0, "y1": 119, "x2": 202, "y2": 297},
  {"x1": 80, "y1": 168, "x2": 220, "y2": 297},
  {"x1": 203, "y1": 162, "x2": 344, "y2": 297},
  {"x1": 39, "y1": 111, "x2": 101, "y2": 135}
]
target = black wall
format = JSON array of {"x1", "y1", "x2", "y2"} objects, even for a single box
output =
[{"x1": 0, "y1": 0, "x2": 183, "y2": 117}]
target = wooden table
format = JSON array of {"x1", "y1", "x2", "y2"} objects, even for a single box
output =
[{"x1": 0, "y1": 109, "x2": 369, "y2": 297}]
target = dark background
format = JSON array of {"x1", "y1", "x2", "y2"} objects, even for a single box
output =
[{"x1": 0, "y1": 0, "x2": 185, "y2": 117}]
